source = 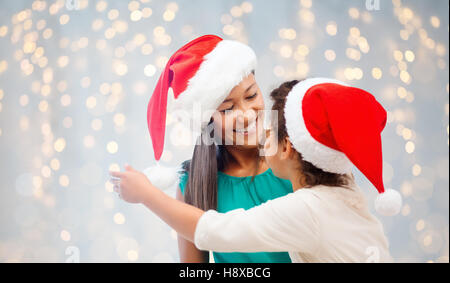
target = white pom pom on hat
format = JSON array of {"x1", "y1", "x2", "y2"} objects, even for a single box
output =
[
  {"x1": 375, "y1": 189, "x2": 403, "y2": 216},
  {"x1": 143, "y1": 164, "x2": 181, "y2": 191}
]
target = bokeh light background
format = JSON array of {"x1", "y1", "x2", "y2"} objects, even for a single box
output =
[{"x1": 0, "y1": 0, "x2": 448, "y2": 263}]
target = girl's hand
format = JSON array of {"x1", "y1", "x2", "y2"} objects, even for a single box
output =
[
  {"x1": 109, "y1": 164, "x2": 154, "y2": 204},
  {"x1": 111, "y1": 164, "x2": 204, "y2": 243}
]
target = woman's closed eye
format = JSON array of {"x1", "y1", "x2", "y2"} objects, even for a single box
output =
[
  {"x1": 220, "y1": 106, "x2": 234, "y2": 114},
  {"x1": 246, "y1": 93, "x2": 257, "y2": 100},
  {"x1": 220, "y1": 93, "x2": 257, "y2": 113}
]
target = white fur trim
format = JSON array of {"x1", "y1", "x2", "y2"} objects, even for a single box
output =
[
  {"x1": 284, "y1": 78, "x2": 353, "y2": 175},
  {"x1": 171, "y1": 40, "x2": 257, "y2": 130}
]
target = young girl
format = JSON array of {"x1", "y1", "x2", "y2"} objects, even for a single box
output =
[{"x1": 112, "y1": 78, "x2": 400, "y2": 263}]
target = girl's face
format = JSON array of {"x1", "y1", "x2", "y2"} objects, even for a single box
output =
[
  {"x1": 212, "y1": 74, "x2": 265, "y2": 148},
  {"x1": 263, "y1": 128, "x2": 289, "y2": 179}
]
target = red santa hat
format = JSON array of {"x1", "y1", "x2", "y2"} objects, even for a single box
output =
[
  {"x1": 284, "y1": 78, "x2": 402, "y2": 216},
  {"x1": 144, "y1": 35, "x2": 257, "y2": 189}
]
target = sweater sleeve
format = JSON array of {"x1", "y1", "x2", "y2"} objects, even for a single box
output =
[{"x1": 194, "y1": 191, "x2": 320, "y2": 254}]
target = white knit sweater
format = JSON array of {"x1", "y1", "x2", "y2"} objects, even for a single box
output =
[{"x1": 194, "y1": 183, "x2": 393, "y2": 263}]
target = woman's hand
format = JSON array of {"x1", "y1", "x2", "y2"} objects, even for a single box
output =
[{"x1": 109, "y1": 164, "x2": 155, "y2": 204}]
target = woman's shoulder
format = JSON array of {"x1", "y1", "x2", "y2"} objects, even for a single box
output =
[
  {"x1": 178, "y1": 161, "x2": 293, "y2": 194},
  {"x1": 177, "y1": 160, "x2": 191, "y2": 194},
  {"x1": 263, "y1": 169, "x2": 293, "y2": 190},
  {"x1": 218, "y1": 168, "x2": 290, "y2": 186},
  {"x1": 248, "y1": 168, "x2": 294, "y2": 196}
]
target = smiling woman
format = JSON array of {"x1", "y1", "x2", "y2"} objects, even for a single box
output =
[
  {"x1": 143, "y1": 35, "x2": 294, "y2": 263},
  {"x1": 213, "y1": 73, "x2": 265, "y2": 147}
]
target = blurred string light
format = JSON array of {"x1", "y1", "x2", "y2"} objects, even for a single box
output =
[
  {"x1": 0, "y1": 0, "x2": 448, "y2": 263},
  {"x1": 221, "y1": 1, "x2": 253, "y2": 43}
]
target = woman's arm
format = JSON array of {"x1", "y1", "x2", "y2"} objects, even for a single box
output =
[{"x1": 176, "y1": 187, "x2": 209, "y2": 263}]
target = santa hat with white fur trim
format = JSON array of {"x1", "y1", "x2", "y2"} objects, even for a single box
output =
[
  {"x1": 284, "y1": 78, "x2": 402, "y2": 216},
  {"x1": 144, "y1": 35, "x2": 257, "y2": 190}
]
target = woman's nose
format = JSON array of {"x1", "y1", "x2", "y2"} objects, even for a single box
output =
[
  {"x1": 235, "y1": 114, "x2": 246, "y2": 128},
  {"x1": 236, "y1": 110, "x2": 256, "y2": 126}
]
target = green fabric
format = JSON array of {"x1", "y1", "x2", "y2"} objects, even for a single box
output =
[{"x1": 178, "y1": 168, "x2": 293, "y2": 263}]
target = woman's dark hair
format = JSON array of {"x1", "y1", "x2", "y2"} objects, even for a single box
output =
[
  {"x1": 270, "y1": 80, "x2": 351, "y2": 189},
  {"x1": 180, "y1": 129, "x2": 219, "y2": 211},
  {"x1": 181, "y1": 123, "x2": 261, "y2": 211}
]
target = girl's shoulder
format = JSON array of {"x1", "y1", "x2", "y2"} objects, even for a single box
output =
[{"x1": 296, "y1": 183, "x2": 368, "y2": 211}]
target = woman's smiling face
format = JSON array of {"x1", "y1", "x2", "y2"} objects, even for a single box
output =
[{"x1": 212, "y1": 73, "x2": 265, "y2": 148}]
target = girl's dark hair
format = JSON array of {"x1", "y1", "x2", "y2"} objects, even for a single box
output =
[
  {"x1": 270, "y1": 80, "x2": 351, "y2": 189},
  {"x1": 181, "y1": 123, "x2": 261, "y2": 210}
]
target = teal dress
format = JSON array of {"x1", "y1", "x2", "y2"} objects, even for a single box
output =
[{"x1": 178, "y1": 168, "x2": 293, "y2": 263}]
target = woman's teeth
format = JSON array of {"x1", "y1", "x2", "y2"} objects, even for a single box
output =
[{"x1": 234, "y1": 120, "x2": 257, "y2": 134}]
